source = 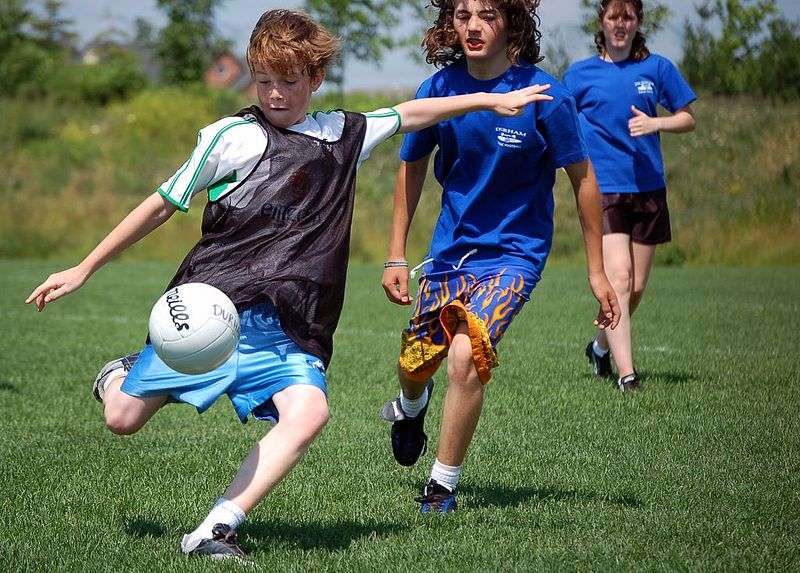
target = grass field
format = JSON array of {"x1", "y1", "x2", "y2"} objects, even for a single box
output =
[{"x1": 1, "y1": 260, "x2": 798, "y2": 571}]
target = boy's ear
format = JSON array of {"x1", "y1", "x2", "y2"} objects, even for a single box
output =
[{"x1": 311, "y1": 70, "x2": 325, "y2": 92}]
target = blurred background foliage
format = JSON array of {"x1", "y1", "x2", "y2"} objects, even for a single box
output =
[{"x1": 1, "y1": 0, "x2": 798, "y2": 266}]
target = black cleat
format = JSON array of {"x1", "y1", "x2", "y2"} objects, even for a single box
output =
[
  {"x1": 415, "y1": 479, "x2": 457, "y2": 514},
  {"x1": 181, "y1": 524, "x2": 248, "y2": 561},
  {"x1": 379, "y1": 381, "x2": 433, "y2": 467},
  {"x1": 585, "y1": 341, "x2": 613, "y2": 378},
  {"x1": 616, "y1": 373, "x2": 641, "y2": 392},
  {"x1": 92, "y1": 352, "x2": 140, "y2": 402}
]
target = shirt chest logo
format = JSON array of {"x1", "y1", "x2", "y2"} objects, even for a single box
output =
[
  {"x1": 635, "y1": 80, "x2": 655, "y2": 95},
  {"x1": 495, "y1": 126, "x2": 527, "y2": 149}
]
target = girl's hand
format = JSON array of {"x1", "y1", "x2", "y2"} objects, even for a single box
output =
[
  {"x1": 491, "y1": 84, "x2": 553, "y2": 116},
  {"x1": 589, "y1": 272, "x2": 621, "y2": 330},
  {"x1": 629, "y1": 105, "x2": 661, "y2": 137},
  {"x1": 25, "y1": 265, "x2": 90, "y2": 312}
]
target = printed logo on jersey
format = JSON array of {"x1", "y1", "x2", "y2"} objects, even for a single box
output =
[
  {"x1": 635, "y1": 80, "x2": 655, "y2": 95},
  {"x1": 495, "y1": 126, "x2": 527, "y2": 149}
]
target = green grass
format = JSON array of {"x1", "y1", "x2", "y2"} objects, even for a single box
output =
[
  {"x1": 1, "y1": 91, "x2": 798, "y2": 265},
  {"x1": 1, "y1": 260, "x2": 798, "y2": 571}
]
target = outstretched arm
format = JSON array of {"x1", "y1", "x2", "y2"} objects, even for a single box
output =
[
  {"x1": 629, "y1": 105, "x2": 696, "y2": 137},
  {"x1": 394, "y1": 85, "x2": 553, "y2": 133},
  {"x1": 564, "y1": 160, "x2": 621, "y2": 330},
  {"x1": 25, "y1": 192, "x2": 177, "y2": 311},
  {"x1": 381, "y1": 156, "x2": 430, "y2": 305}
]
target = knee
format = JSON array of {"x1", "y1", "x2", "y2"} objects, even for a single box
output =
[
  {"x1": 608, "y1": 268, "x2": 633, "y2": 294},
  {"x1": 104, "y1": 409, "x2": 142, "y2": 436},
  {"x1": 282, "y1": 401, "x2": 330, "y2": 446},
  {"x1": 446, "y1": 336, "x2": 481, "y2": 391}
]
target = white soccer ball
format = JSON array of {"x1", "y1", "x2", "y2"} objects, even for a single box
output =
[{"x1": 148, "y1": 283, "x2": 240, "y2": 375}]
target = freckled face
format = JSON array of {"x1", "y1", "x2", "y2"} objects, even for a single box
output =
[
  {"x1": 452, "y1": 0, "x2": 508, "y2": 62},
  {"x1": 254, "y1": 65, "x2": 324, "y2": 128},
  {"x1": 601, "y1": 1, "x2": 640, "y2": 55}
]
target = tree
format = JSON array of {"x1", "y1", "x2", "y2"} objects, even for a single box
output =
[
  {"x1": 155, "y1": 0, "x2": 230, "y2": 85},
  {"x1": 541, "y1": 29, "x2": 572, "y2": 79},
  {"x1": 0, "y1": 0, "x2": 72, "y2": 97},
  {"x1": 31, "y1": 0, "x2": 77, "y2": 51},
  {"x1": 681, "y1": 0, "x2": 798, "y2": 98},
  {"x1": 303, "y1": 0, "x2": 416, "y2": 96}
]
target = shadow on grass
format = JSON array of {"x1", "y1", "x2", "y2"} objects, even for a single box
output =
[
  {"x1": 123, "y1": 517, "x2": 168, "y2": 538},
  {"x1": 460, "y1": 484, "x2": 642, "y2": 510},
  {"x1": 579, "y1": 370, "x2": 698, "y2": 386},
  {"x1": 0, "y1": 380, "x2": 18, "y2": 393},
  {"x1": 639, "y1": 370, "x2": 699, "y2": 385},
  {"x1": 242, "y1": 519, "x2": 405, "y2": 552}
]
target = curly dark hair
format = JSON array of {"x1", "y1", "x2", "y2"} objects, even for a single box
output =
[
  {"x1": 594, "y1": 0, "x2": 650, "y2": 61},
  {"x1": 422, "y1": 0, "x2": 543, "y2": 68}
]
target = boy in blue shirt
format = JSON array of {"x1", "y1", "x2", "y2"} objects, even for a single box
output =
[
  {"x1": 564, "y1": 0, "x2": 697, "y2": 392},
  {"x1": 25, "y1": 9, "x2": 553, "y2": 559},
  {"x1": 379, "y1": 0, "x2": 620, "y2": 512}
]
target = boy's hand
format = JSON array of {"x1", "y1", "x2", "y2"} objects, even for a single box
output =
[
  {"x1": 629, "y1": 105, "x2": 660, "y2": 137},
  {"x1": 491, "y1": 84, "x2": 553, "y2": 116},
  {"x1": 382, "y1": 266, "x2": 413, "y2": 306},
  {"x1": 25, "y1": 265, "x2": 90, "y2": 312},
  {"x1": 589, "y1": 272, "x2": 620, "y2": 330}
]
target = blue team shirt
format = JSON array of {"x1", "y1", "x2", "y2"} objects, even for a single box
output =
[
  {"x1": 564, "y1": 54, "x2": 697, "y2": 194},
  {"x1": 400, "y1": 60, "x2": 588, "y2": 276}
]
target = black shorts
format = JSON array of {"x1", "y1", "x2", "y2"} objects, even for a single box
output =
[{"x1": 602, "y1": 189, "x2": 672, "y2": 245}]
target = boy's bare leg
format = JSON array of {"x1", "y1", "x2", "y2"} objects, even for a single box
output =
[
  {"x1": 437, "y1": 323, "x2": 484, "y2": 467},
  {"x1": 222, "y1": 385, "x2": 329, "y2": 512},
  {"x1": 102, "y1": 374, "x2": 168, "y2": 435},
  {"x1": 596, "y1": 234, "x2": 635, "y2": 378},
  {"x1": 181, "y1": 385, "x2": 329, "y2": 555}
]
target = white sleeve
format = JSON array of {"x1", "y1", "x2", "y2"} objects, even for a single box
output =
[
  {"x1": 358, "y1": 108, "x2": 401, "y2": 166},
  {"x1": 157, "y1": 116, "x2": 266, "y2": 212}
]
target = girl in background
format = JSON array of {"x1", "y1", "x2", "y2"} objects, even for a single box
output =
[{"x1": 565, "y1": 0, "x2": 697, "y2": 391}]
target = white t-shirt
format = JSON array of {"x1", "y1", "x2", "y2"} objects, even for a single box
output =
[{"x1": 158, "y1": 109, "x2": 401, "y2": 212}]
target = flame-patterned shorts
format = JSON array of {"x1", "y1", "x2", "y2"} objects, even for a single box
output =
[{"x1": 398, "y1": 267, "x2": 537, "y2": 385}]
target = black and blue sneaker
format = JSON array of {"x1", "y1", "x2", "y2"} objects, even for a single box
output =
[
  {"x1": 616, "y1": 373, "x2": 641, "y2": 392},
  {"x1": 415, "y1": 479, "x2": 457, "y2": 514},
  {"x1": 92, "y1": 352, "x2": 140, "y2": 402},
  {"x1": 379, "y1": 381, "x2": 434, "y2": 467},
  {"x1": 585, "y1": 340, "x2": 613, "y2": 378}
]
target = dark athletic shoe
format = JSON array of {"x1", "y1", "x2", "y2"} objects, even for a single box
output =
[
  {"x1": 379, "y1": 381, "x2": 434, "y2": 467},
  {"x1": 585, "y1": 340, "x2": 613, "y2": 378},
  {"x1": 181, "y1": 524, "x2": 248, "y2": 561},
  {"x1": 415, "y1": 480, "x2": 457, "y2": 514},
  {"x1": 92, "y1": 352, "x2": 140, "y2": 402},
  {"x1": 616, "y1": 373, "x2": 641, "y2": 392}
]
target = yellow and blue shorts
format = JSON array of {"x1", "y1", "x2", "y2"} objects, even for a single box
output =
[{"x1": 399, "y1": 267, "x2": 537, "y2": 385}]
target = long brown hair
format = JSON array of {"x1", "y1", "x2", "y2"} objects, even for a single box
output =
[
  {"x1": 595, "y1": 0, "x2": 650, "y2": 61},
  {"x1": 422, "y1": 0, "x2": 543, "y2": 68}
]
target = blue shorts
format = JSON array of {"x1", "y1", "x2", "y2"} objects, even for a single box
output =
[{"x1": 121, "y1": 303, "x2": 327, "y2": 423}]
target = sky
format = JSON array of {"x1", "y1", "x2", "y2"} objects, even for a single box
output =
[{"x1": 59, "y1": 0, "x2": 800, "y2": 90}]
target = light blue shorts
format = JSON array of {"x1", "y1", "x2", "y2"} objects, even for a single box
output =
[{"x1": 121, "y1": 303, "x2": 327, "y2": 423}]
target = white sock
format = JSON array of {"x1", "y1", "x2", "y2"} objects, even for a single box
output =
[
  {"x1": 430, "y1": 458, "x2": 461, "y2": 493},
  {"x1": 102, "y1": 368, "x2": 126, "y2": 394},
  {"x1": 187, "y1": 498, "x2": 246, "y2": 543},
  {"x1": 593, "y1": 339, "x2": 609, "y2": 356},
  {"x1": 400, "y1": 386, "x2": 429, "y2": 418}
]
